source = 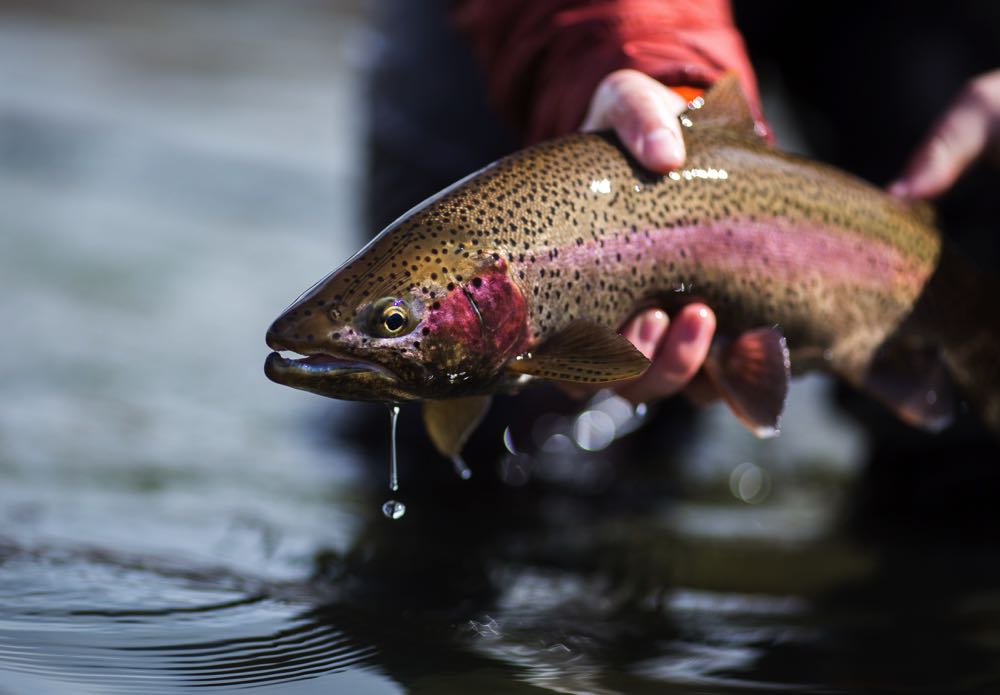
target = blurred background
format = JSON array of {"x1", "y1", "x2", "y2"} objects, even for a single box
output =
[{"x1": 1, "y1": 1, "x2": 998, "y2": 693}]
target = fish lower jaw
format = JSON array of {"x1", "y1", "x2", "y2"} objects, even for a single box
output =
[{"x1": 264, "y1": 350, "x2": 397, "y2": 385}]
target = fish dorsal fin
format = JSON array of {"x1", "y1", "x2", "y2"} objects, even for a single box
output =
[
  {"x1": 507, "y1": 320, "x2": 650, "y2": 383},
  {"x1": 863, "y1": 342, "x2": 954, "y2": 432},
  {"x1": 703, "y1": 327, "x2": 791, "y2": 437},
  {"x1": 688, "y1": 72, "x2": 759, "y2": 137},
  {"x1": 422, "y1": 395, "x2": 492, "y2": 460}
]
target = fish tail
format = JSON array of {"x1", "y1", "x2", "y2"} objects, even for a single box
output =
[
  {"x1": 941, "y1": 309, "x2": 1000, "y2": 436},
  {"x1": 933, "y1": 250, "x2": 1000, "y2": 436}
]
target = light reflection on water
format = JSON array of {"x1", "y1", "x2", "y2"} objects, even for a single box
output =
[{"x1": 2, "y1": 1, "x2": 1000, "y2": 693}]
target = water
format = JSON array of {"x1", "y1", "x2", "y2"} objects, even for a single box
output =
[
  {"x1": 383, "y1": 405, "x2": 406, "y2": 520},
  {"x1": 451, "y1": 455, "x2": 473, "y2": 480},
  {"x1": 381, "y1": 500, "x2": 407, "y2": 520},
  {"x1": 387, "y1": 406, "x2": 401, "y2": 488},
  {"x1": 3, "y1": 1, "x2": 1000, "y2": 693}
]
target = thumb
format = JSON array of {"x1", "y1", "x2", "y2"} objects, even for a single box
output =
[{"x1": 581, "y1": 69, "x2": 688, "y2": 173}]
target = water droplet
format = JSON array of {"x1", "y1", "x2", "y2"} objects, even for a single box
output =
[
  {"x1": 589, "y1": 178, "x2": 611, "y2": 194},
  {"x1": 382, "y1": 499, "x2": 406, "y2": 519},
  {"x1": 388, "y1": 405, "x2": 400, "y2": 492},
  {"x1": 381, "y1": 407, "x2": 407, "y2": 519},
  {"x1": 452, "y1": 455, "x2": 472, "y2": 480}
]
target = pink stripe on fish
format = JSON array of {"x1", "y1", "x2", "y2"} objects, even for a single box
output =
[{"x1": 556, "y1": 216, "x2": 929, "y2": 293}]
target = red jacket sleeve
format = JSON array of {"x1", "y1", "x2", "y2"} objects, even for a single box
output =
[{"x1": 451, "y1": 0, "x2": 763, "y2": 143}]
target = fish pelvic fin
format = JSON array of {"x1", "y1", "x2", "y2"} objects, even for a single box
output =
[
  {"x1": 704, "y1": 327, "x2": 791, "y2": 437},
  {"x1": 506, "y1": 320, "x2": 650, "y2": 384},
  {"x1": 689, "y1": 72, "x2": 762, "y2": 139},
  {"x1": 422, "y1": 395, "x2": 492, "y2": 461}
]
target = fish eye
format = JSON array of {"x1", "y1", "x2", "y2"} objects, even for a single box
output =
[{"x1": 370, "y1": 297, "x2": 414, "y2": 338}]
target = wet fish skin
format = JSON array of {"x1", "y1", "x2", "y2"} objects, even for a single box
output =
[{"x1": 265, "y1": 77, "x2": 999, "y2": 440}]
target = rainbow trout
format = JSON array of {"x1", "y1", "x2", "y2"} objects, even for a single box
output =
[{"x1": 265, "y1": 76, "x2": 1000, "y2": 458}]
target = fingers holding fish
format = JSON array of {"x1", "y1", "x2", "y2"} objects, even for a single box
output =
[
  {"x1": 889, "y1": 69, "x2": 1000, "y2": 199},
  {"x1": 621, "y1": 309, "x2": 670, "y2": 361},
  {"x1": 615, "y1": 304, "x2": 716, "y2": 406},
  {"x1": 580, "y1": 68, "x2": 688, "y2": 173}
]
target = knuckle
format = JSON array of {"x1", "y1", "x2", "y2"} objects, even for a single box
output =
[{"x1": 600, "y1": 69, "x2": 636, "y2": 97}]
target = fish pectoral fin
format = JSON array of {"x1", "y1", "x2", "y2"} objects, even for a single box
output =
[
  {"x1": 704, "y1": 326, "x2": 791, "y2": 437},
  {"x1": 506, "y1": 320, "x2": 650, "y2": 383},
  {"x1": 691, "y1": 72, "x2": 760, "y2": 138},
  {"x1": 422, "y1": 395, "x2": 492, "y2": 460},
  {"x1": 863, "y1": 343, "x2": 955, "y2": 432}
]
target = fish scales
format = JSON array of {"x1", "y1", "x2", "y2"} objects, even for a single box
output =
[
  {"x1": 347, "y1": 127, "x2": 937, "y2": 379},
  {"x1": 265, "y1": 77, "x2": 1000, "y2": 448}
]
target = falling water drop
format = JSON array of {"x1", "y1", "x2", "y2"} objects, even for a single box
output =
[
  {"x1": 382, "y1": 405, "x2": 405, "y2": 520},
  {"x1": 388, "y1": 404, "x2": 400, "y2": 492},
  {"x1": 452, "y1": 455, "x2": 472, "y2": 480},
  {"x1": 382, "y1": 500, "x2": 406, "y2": 519}
]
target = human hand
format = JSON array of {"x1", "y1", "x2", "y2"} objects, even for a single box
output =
[
  {"x1": 581, "y1": 68, "x2": 688, "y2": 172},
  {"x1": 889, "y1": 69, "x2": 1000, "y2": 199},
  {"x1": 579, "y1": 69, "x2": 717, "y2": 404}
]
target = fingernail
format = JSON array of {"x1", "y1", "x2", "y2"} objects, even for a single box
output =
[
  {"x1": 642, "y1": 128, "x2": 684, "y2": 167},
  {"x1": 678, "y1": 308, "x2": 709, "y2": 343},
  {"x1": 638, "y1": 310, "x2": 667, "y2": 343}
]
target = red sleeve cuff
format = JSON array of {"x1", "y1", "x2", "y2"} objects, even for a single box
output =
[{"x1": 453, "y1": 0, "x2": 764, "y2": 143}]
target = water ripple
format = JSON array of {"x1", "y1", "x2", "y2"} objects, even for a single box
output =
[{"x1": 0, "y1": 542, "x2": 382, "y2": 691}]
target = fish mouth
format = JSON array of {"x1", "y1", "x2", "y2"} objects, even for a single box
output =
[
  {"x1": 265, "y1": 350, "x2": 394, "y2": 382},
  {"x1": 265, "y1": 350, "x2": 380, "y2": 378},
  {"x1": 264, "y1": 350, "x2": 413, "y2": 402}
]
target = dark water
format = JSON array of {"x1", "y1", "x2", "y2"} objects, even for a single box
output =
[
  {"x1": 4, "y1": 414, "x2": 1000, "y2": 695},
  {"x1": 3, "y1": 1, "x2": 1000, "y2": 693}
]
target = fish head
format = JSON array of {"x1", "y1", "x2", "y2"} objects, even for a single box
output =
[{"x1": 265, "y1": 204, "x2": 530, "y2": 402}]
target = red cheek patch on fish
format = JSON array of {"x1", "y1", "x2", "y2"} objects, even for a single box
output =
[
  {"x1": 464, "y1": 259, "x2": 529, "y2": 359},
  {"x1": 422, "y1": 287, "x2": 484, "y2": 350},
  {"x1": 422, "y1": 260, "x2": 528, "y2": 360}
]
